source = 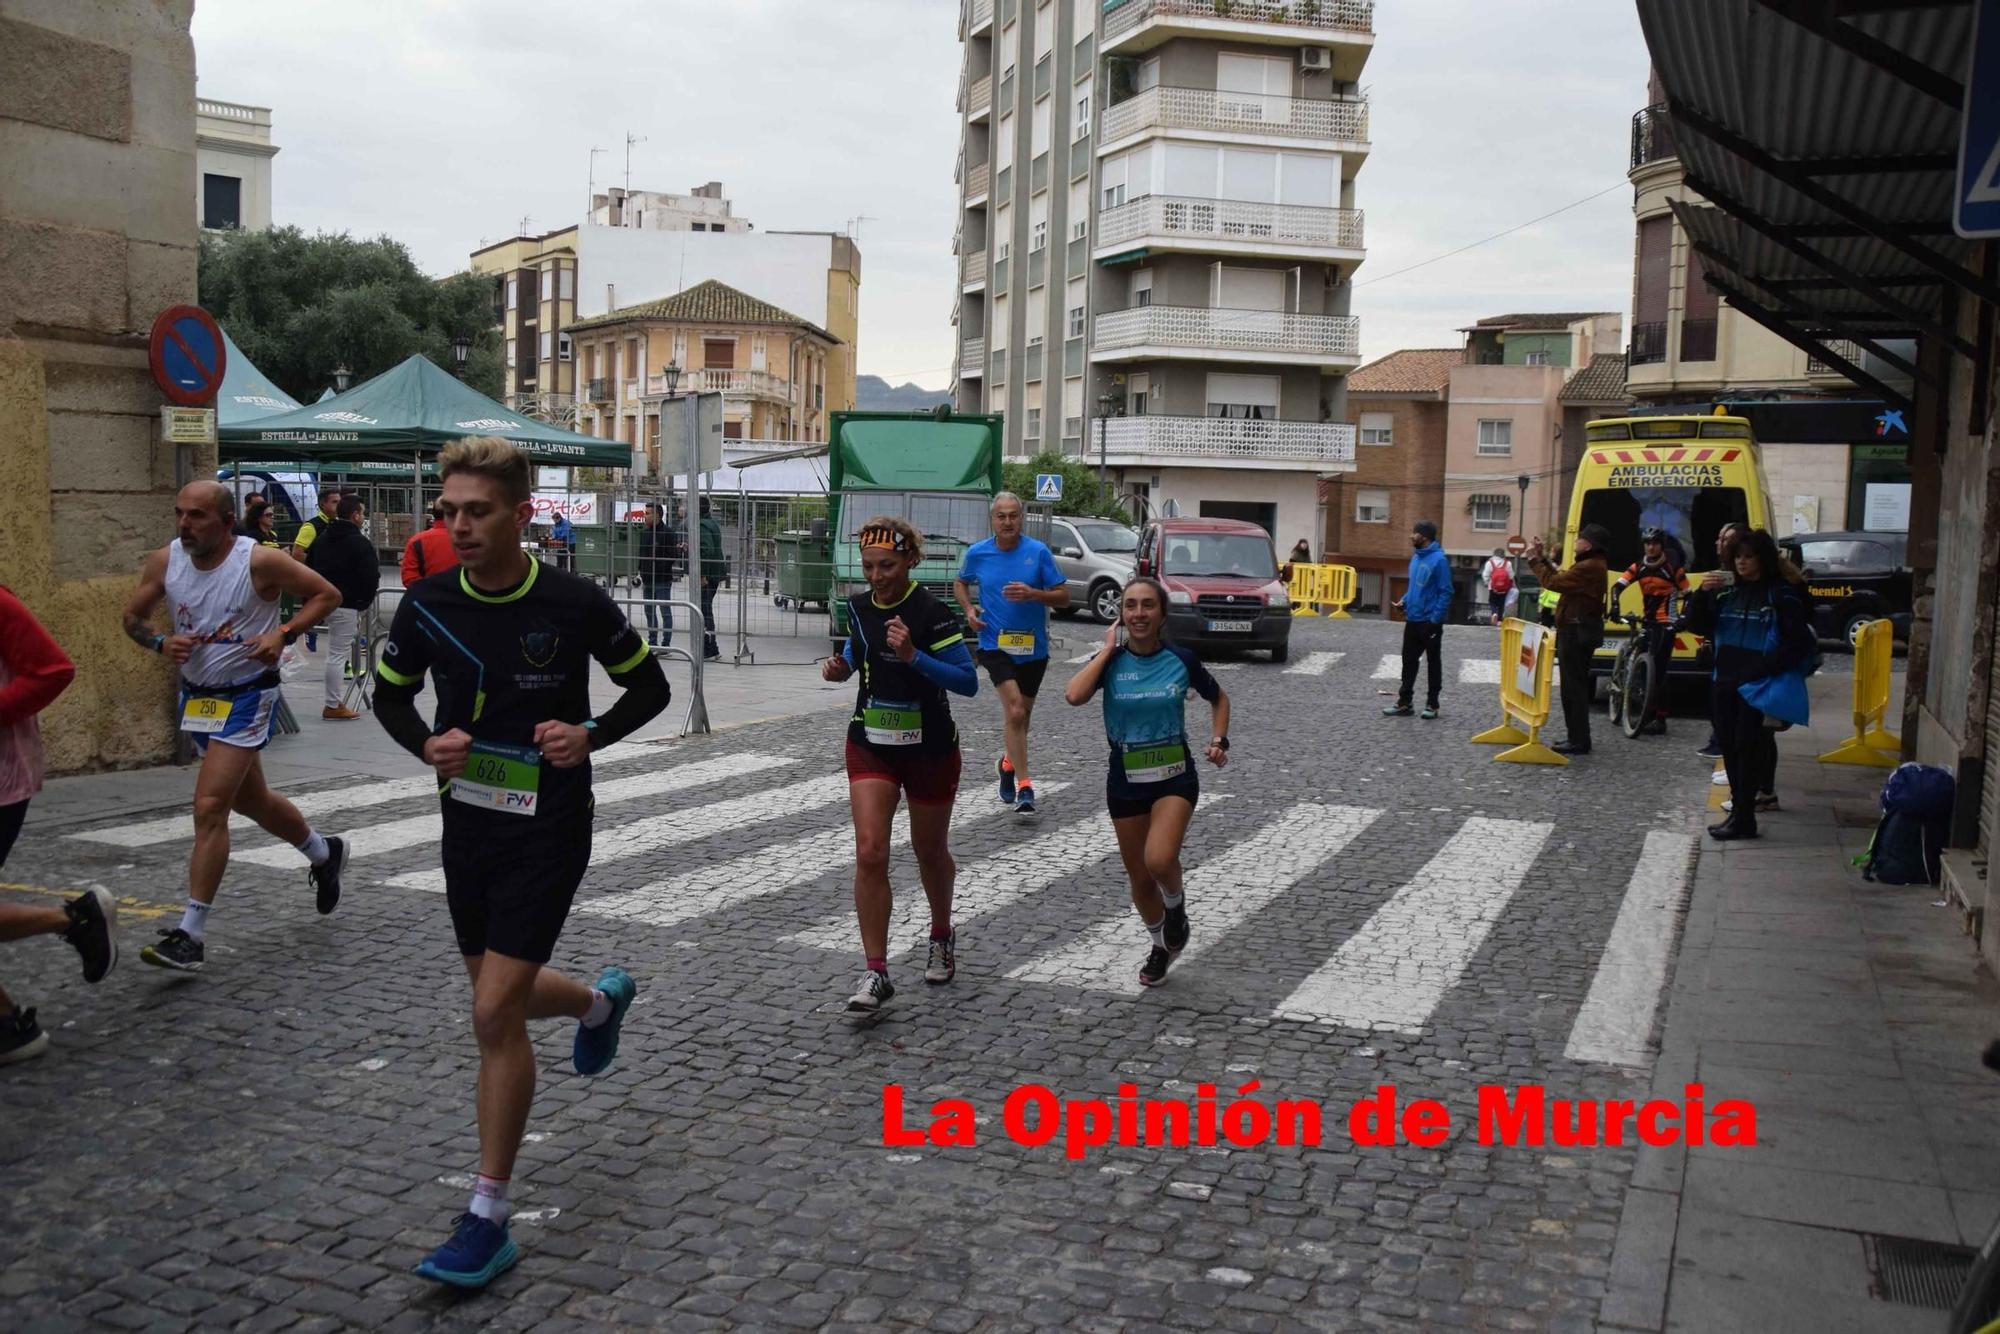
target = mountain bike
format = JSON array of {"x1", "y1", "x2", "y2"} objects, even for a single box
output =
[
  {"x1": 1604, "y1": 613, "x2": 1661, "y2": 740},
  {"x1": 1946, "y1": 1040, "x2": 2000, "y2": 1332}
]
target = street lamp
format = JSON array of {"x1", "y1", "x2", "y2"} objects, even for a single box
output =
[
  {"x1": 449, "y1": 335, "x2": 472, "y2": 378},
  {"x1": 332, "y1": 364, "x2": 352, "y2": 393},
  {"x1": 1515, "y1": 472, "x2": 1532, "y2": 577},
  {"x1": 1096, "y1": 392, "x2": 1116, "y2": 491},
  {"x1": 663, "y1": 360, "x2": 682, "y2": 399}
]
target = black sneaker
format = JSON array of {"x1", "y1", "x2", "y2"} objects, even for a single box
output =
[
  {"x1": 1696, "y1": 739, "x2": 1723, "y2": 759},
  {"x1": 1162, "y1": 905, "x2": 1190, "y2": 957},
  {"x1": 0, "y1": 1007, "x2": 48, "y2": 1066},
  {"x1": 139, "y1": 928, "x2": 204, "y2": 973},
  {"x1": 310, "y1": 836, "x2": 347, "y2": 916},
  {"x1": 846, "y1": 969, "x2": 895, "y2": 1012},
  {"x1": 924, "y1": 932, "x2": 956, "y2": 985},
  {"x1": 62, "y1": 887, "x2": 117, "y2": 984},
  {"x1": 1139, "y1": 945, "x2": 1172, "y2": 988}
]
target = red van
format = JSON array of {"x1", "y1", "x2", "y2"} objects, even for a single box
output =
[{"x1": 1133, "y1": 517, "x2": 1292, "y2": 662}]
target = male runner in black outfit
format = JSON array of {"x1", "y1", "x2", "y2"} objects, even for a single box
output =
[{"x1": 373, "y1": 436, "x2": 670, "y2": 1289}]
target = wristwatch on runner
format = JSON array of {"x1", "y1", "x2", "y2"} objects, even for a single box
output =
[
  {"x1": 281, "y1": 625, "x2": 302, "y2": 647},
  {"x1": 1211, "y1": 736, "x2": 1229, "y2": 752}
]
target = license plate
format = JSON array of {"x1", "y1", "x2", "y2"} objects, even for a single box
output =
[{"x1": 1205, "y1": 619, "x2": 1253, "y2": 633}]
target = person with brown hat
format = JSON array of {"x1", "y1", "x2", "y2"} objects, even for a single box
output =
[{"x1": 1527, "y1": 524, "x2": 1614, "y2": 755}]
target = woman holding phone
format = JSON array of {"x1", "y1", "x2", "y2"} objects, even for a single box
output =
[{"x1": 1065, "y1": 576, "x2": 1229, "y2": 987}]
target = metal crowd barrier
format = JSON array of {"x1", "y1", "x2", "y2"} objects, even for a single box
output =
[
  {"x1": 1819, "y1": 618, "x2": 1901, "y2": 767},
  {"x1": 1286, "y1": 563, "x2": 1359, "y2": 618},
  {"x1": 1471, "y1": 617, "x2": 1565, "y2": 766}
]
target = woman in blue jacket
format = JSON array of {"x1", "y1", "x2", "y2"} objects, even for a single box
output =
[{"x1": 1677, "y1": 528, "x2": 1814, "y2": 840}]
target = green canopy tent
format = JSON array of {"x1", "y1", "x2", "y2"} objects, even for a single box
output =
[{"x1": 215, "y1": 327, "x2": 302, "y2": 426}]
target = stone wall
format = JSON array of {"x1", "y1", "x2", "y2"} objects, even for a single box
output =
[{"x1": 0, "y1": 0, "x2": 201, "y2": 771}]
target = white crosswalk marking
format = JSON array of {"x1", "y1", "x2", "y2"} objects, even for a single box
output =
[
  {"x1": 235, "y1": 754, "x2": 798, "y2": 870},
  {"x1": 1564, "y1": 831, "x2": 1696, "y2": 1067},
  {"x1": 1284, "y1": 651, "x2": 1344, "y2": 676},
  {"x1": 1272, "y1": 817, "x2": 1553, "y2": 1033},
  {"x1": 782, "y1": 806, "x2": 1116, "y2": 952},
  {"x1": 584, "y1": 783, "x2": 1075, "y2": 927},
  {"x1": 386, "y1": 769, "x2": 851, "y2": 892},
  {"x1": 1371, "y1": 654, "x2": 1401, "y2": 680},
  {"x1": 1009, "y1": 803, "x2": 1382, "y2": 990},
  {"x1": 1459, "y1": 658, "x2": 1500, "y2": 684},
  {"x1": 65, "y1": 742, "x2": 678, "y2": 848},
  {"x1": 1067, "y1": 650, "x2": 1100, "y2": 664}
]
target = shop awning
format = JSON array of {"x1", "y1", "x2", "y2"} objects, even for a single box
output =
[
  {"x1": 218, "y1": 354, "x2": 631, "y2": 468},
  {"x1": 1634, "y1": 0, "x2": 1993, "y2": 417}
]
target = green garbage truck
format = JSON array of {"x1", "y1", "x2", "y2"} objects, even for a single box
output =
[{"x1": 827, "y1": 409, "x2": 1005, "y2": 648}]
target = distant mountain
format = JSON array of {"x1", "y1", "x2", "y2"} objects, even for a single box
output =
[{"x1": 856, "y1": 375, "x2": 952, "y2": 412}]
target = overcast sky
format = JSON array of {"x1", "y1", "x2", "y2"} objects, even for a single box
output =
[{"x1": 193, "y1": 0, "x2": 1651, "y2": 390}]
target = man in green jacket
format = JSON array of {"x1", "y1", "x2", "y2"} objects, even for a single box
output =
[{"x1": 698, "y1": 498, "x2": 724, "y2": 661}]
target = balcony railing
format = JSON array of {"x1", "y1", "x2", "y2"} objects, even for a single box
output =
[
  {"x1": 967, "y1": 0, "x2": 994, "y2": 31},
  {"x1": 1094, "y1": 304, "x2": 1362, "y2": 360},
  {"x1": 643, "y1": 369, "x2": 793, "y2": 400},
  {"x1": 963, "y1": 249, "x2": 988, "y2": 286},
  {"x1": 969, "y1": 74, "x2": 993, "y2": 119},
  {"x1": 1100, "y1": 414, "x2": 1357, "y2": 465},
  {"x1": 960, "y1": 338, "x2": 986, "y2": 376},
  {"x1": 1097, "y1": 194, "x2": 1364, "y2": 252},
  {"x1": 1630, "y1": 320, "x2": 1668, "y2": 366},
  {"x1": 1630, "y1": 104, "x2": 1676, "y2": 171},
  {"x1": 583, "y1": 378, "x2": 611, "y2": 403},
  {"x1": 964, "y1": 162, "x2": 990, "y2": 199},
  {"x1": 1101, "y1": 86, "x2": 1368, "y2": 147},
  {"x1": 1679, "y1": 317, "x2": 1717, "y2": 363},
  {"x1": 1104, "y1": 0, "x2": 1373, "y2": 42}
]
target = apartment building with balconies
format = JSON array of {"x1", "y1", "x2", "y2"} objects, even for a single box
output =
[
  {"x1": 1624, "y1": 71, "x2": 1908, "y2": 533},
  {"x1": 951, "y1": 0, "x2": 1371, "y2": 546},
  {"x1": 469, "y1": 227, "x2": 580, "y2": 422},
  {"x1": 1325, "y1": 347, "x2": 1456, "y2": 613},
  {"x1": 567, "y1": 279, "x2": 835, "y2": 463}
]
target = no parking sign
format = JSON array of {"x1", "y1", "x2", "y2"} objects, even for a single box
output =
[{"x1": 148, "y1": 305, "x2": 227, "y2": 407}]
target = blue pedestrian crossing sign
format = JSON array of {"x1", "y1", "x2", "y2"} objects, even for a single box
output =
[
  {"x1": 1035, "y1": 473, "x2": 1063, "y2": 502},
  {"x1": 1957, "y1": 0, "x2": 2000, "y2": 238}
]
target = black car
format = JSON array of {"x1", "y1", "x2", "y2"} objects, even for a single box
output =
[{"x1": 1778, "y1": 530, "x2": 1912, "y2": 647}]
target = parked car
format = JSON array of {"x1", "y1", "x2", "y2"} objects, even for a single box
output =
[
  {"x1": 1778, "y1": 530, "x2": 1913, "y2": 646},
  {"x1": 1048, "y1": 515, "x2": 1137, "y2": 623},
  {"x1": 1134, "y1": 517, "x2": 1291, "y2": 662}
]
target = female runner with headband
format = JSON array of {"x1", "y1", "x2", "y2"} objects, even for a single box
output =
[{"x1": 821, "y1": 516, "x2": 978, "y2": 1012}]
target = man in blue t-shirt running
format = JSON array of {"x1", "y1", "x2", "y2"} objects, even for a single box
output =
[{"x1": 952, "y1": 491, "x2": 1069, "y2": 819}]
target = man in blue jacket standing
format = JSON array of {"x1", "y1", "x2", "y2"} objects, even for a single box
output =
[{"x1": 1386, "y1": 520, "x2": 1453, "y2": 720}]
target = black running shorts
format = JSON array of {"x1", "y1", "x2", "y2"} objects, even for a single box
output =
[
  {"x1": 976, "y1": 649, "x2": 1050, "y2": 699},
  {"x1": 440, "y1": 806, "x2": 593, "y2": 964},
  {"x1": 1106, "y1": 769, "x2": 1200, "y2": 822}
]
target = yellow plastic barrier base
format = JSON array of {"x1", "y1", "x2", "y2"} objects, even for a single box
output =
[
  {"x1": 1495, "y1": 734, "x2": 1569, "y2": 766},
  {"x1": 1470, "y1": 721, "x2": 1530, "y2": 746},
  {"x1": 1328, "y1": 609, "x2": 1351, "y2": 620},
  {"x1": 1819, "y1": 738, "x2": 1900, "y2": 768},
  {"x1": 1291, "y1": 605, "x2": 1320, "y2": 618}
]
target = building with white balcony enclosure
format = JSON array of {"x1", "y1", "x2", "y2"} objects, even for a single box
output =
[
  {"x1": 196, "y1": 97, "x2": 277, "y2": 232},
  {"x1": 950, "y1": 0, "x2": 1371, "y2": 542}
]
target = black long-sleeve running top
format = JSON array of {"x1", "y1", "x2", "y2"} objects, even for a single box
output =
[{"x1": 373, "y1": 561, "x2": 669, "y2": 819}]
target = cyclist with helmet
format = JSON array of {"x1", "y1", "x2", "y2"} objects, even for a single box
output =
[{"x1": 1609, "y1": 527, "x2": 1688, "y2": 735}]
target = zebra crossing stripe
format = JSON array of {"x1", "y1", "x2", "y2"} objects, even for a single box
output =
[
  {"x1": 782, "y1": 806, "x2": 1118, "y2": 952},
  {"x1": 1563, "y1": 830, "x2": 1696, "y2": 1067},
  {"x1": 1272, "y1": 817, "x2": 1553, "y2": 1033},
  {"x1": 386, "y1": 769, "x2": 852, "y2": 892},
  {"x1": 236, "y1": 753, "x2": 798, "y2": 871},
  {"x1": 1007, "y1": 803, "x2": 1382, "y2": 990},
  {"x1": 1284, "y1": 651, "x2": 1344, "y2": 676},
  {"x1": 65, "y1": 742, "x2": 678, "y2": 848},
  {"x1": 1067, "y1": 650, "x2": 1100, "y2": 664},
  {"x1": 584, "y1": 782, "x2": 1074, "y2": 927},
  {"x1": 1371, "y1": 654, "x2": 1401, "y2": 680},
  {"x1": 1459, "y1": 659, "x2": 1500, "y2": 684}
]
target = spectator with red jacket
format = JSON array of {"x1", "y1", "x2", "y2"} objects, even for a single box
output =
[
  {"x1": 0, "y1": 586, "x2": 116, "y2": 1065},
  {"x1": 402, "y1": 503, "x2": 458, "y2": 587}
]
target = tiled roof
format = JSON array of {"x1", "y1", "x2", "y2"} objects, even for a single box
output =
[
  {"x1": 1559, "y1": 352, "x2": 1631, "y2": 403},
  {"x1": 1347, "y1": 348, "x2": 1461, "y2": 395},
  {"x1": 569, "y1": 279, "x2": 831, "y2": 338},
  {"x1": 1465, "y1": 312, "x2": 1612, "y2": 333}
]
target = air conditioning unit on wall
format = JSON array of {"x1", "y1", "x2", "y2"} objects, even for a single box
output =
[{"x1": 1300, "y1": 47, "x2": 1332, "y2": 73}]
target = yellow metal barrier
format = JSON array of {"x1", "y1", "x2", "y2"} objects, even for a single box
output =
[
  {"x1": 1470, "y1": 618, "x2": 1566, "y2": 766},
  {"x1": 1285, "y1": 563, "x2": 1357, "y2": 617},
  {"x1": 1288, "y1": 563, "x2": 1321, "y2": 617},
  {"x1": 1819, "y1": 618, "x2": 1902, "y2": 767},
  {"x1": 1322, "y1": 564, "x2": 1357, "y2": 619}
]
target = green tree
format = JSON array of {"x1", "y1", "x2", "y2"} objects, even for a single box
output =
[
  {"x1": 1000, "y1": 450, "x2": 1131, "y2": 522},
  {"x1": 198, "y1": 227, "x2": 504, "y2": 401}
]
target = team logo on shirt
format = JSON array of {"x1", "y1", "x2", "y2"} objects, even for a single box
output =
[{"x1": 520, "y1": 619, "x2": 561, "y2": 669}]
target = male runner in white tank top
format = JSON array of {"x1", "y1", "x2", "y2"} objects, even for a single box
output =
[{"x1": 120, "y1": 482, "x2": 347, "y2": 972}]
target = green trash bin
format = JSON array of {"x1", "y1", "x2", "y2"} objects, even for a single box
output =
[
  {"x1": 774, "y1": 530, "x2": 833, "y2": 610},
  {"x1": 571, "y1": 521, "x2": 644, "y2": 584}
]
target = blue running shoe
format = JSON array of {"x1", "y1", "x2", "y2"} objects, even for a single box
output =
[
  {"x1": 996, "y1": 757, "x2": 1016, "y2": 805},
  {"x1": 572, "y1": 966, "x2": 636, "y2": 1076},
  {"x1": 415, "y1": 1213, "x2": 517, "y2": 1290}
]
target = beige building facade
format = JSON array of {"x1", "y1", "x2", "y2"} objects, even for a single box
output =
[
  {"x1": 1, "y1": 0, "x2": 202, "y2": 771},
  {"x1": 194, "y1": 96, "x2": 276, "y2": 232},
  {"x1": 469, "y1": 227, "x2": 579, "y2": 421}
]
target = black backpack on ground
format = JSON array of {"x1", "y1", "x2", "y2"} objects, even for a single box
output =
[{"x1": 1856, "y1": 763, "x2": 1954, "y2": 886}]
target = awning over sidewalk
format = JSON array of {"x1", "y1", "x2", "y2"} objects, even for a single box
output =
[{"x1": 1634, "y1": 0, "x2": 1992, "y2": 416}]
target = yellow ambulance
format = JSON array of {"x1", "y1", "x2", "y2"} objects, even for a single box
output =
[{"x1": 1561, "y1": 413, "x2": 1777, "y2": 677}]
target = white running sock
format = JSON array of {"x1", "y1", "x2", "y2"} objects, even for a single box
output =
[
  {"x1": 295, "y1": 829, "x2": 330, "y2": 865},
  {"x1": 1159, "y1": 888, "x2": 1185, "y2": 911},
  {"x1": 179, "y1": 899, "x2": 211, "y2": 941},
  {"x1": 1143, "y1": 915, "x2": 1166, "y2": 948},
  {"x1": 581, "y1": 988, "x2": 612, "y2": 1029},
  {"x1": 468, "y1": 1174, "x2": 510, "y2": 1223}
]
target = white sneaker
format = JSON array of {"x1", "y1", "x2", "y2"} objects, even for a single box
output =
[
  {"x1": 924, "y1": 932, "x2": 956, "y2": 985},
  {"x1": 1710, "y1": 769, "x2": 1731, "y2": 787},
  {"x1": 846, "y1": 969, "x2": 895, "y2": 1012}
]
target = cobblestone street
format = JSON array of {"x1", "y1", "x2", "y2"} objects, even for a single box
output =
[{"x1": 3, "y1": 619, "x2": 1724, "y2": 1331}]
